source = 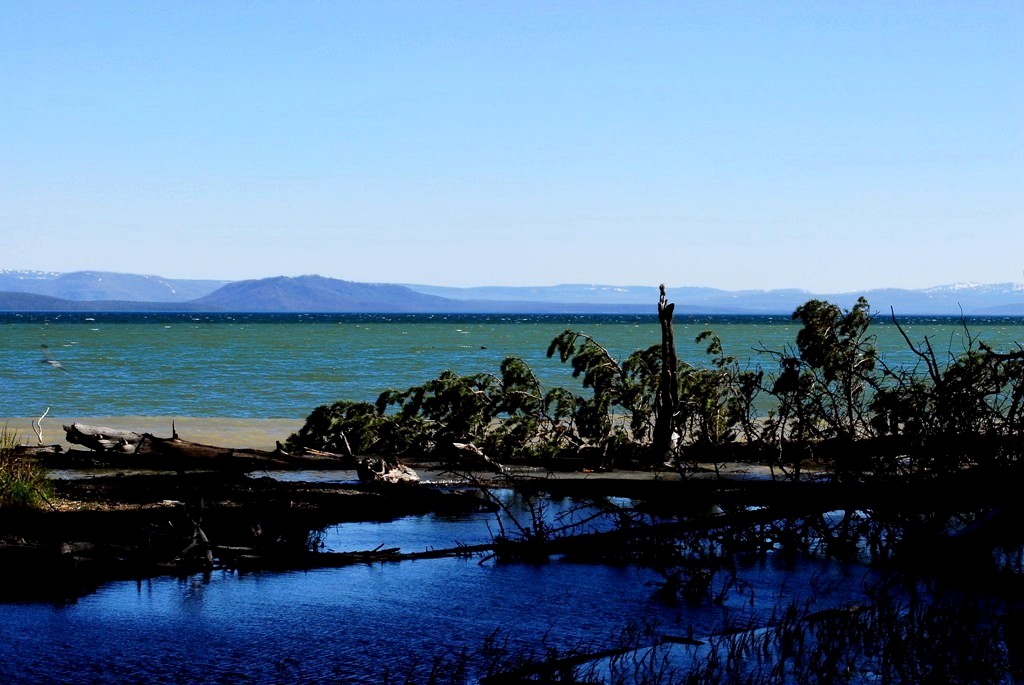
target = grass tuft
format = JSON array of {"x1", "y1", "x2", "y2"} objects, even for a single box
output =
[{"x1": 0, "y1": 425, "x2": 53, "y2": 508}]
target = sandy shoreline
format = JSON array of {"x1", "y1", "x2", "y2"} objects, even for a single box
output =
[
  {"x1": 2, "y1": 415, "x2": 774, "y2": 481},
  {"x1": 1, "y1": 416, "x2": 304, "y2": 451}
]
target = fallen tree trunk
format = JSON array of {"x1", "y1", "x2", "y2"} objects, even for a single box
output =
[
  {"x1": 137, "y1": 433, "x2": 358, "y2": 471},
  {"x1": 63, "y1": 423, "x2": 143, "y2": 453},
  {"x1": 52, "y1": 423, "x2": 354, "y2": 472},
  {"x1": 14, "y1": 444, "x2": 64, "y2": 457}
]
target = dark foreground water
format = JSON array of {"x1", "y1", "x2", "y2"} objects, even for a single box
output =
[{"x1": 0, "y1": 495, "x2": 873, "y2": 684}]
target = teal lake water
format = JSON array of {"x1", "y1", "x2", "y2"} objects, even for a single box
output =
[{"x1": 3, "y1": 312, "x2": 1024, "y2": 419}]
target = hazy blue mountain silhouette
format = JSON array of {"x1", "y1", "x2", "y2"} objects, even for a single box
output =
[
  {"x1": 407, "y1": 283, "x2": 1024, "y2": 315},
  {"x1": 1, "y1": 270, "x2": 1023, "y2": 315},
  {"x1": 188, "y1": 276, "x2": 653, "y2": 313},
  {"x1": 0, "y1": 270, "x2": 226, "y2": 302},
  {"x1": 0, "y1": 292, "x2": 193, "y2": 312},
  {"x1": 191, "y1": 276, "x2": 465, "y2": 312}
]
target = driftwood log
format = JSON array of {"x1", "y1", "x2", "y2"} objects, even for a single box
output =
[
  {"x1": 63, "y1": 423, "x2": 143, "y2": 453},
  {"x1": 452, "y1": 442, "x2": 506, "y2": 474},
  {"x1": 356, "y1": 458, "x2": 421, "y2": 484},
  {"x1": 55, "y1": 423, "x2": 353, "y2": 472},
  {"x1": 14, "y1": 444, "x2": 64, "y2": 457}
]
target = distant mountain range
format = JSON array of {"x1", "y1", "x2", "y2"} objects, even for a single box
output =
[
  {"x1": 0, "y1": 270, "x2": 229, "y2": 302},
  {"x1": 408, "y1": 282, "x2": 1024, "y2": 315},
  {"x1": 1, "y1": 270, "x2": 1023, "y2": 315}
]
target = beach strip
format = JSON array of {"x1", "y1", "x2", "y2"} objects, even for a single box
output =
[{"x1": 1, "y1": 416, "x2": 304, "y2": 452}]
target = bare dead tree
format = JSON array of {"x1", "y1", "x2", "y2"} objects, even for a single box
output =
[{"x1": 652, "y1": 284, "x2": 679, "y2": 461}]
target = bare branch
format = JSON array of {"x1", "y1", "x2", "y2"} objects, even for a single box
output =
[
  {"x1": 31, "y1": 406, "x2": 49, "y2": 446},
  {"x1": 890, "y1": 307, "x2": 941, "y2": 385}
]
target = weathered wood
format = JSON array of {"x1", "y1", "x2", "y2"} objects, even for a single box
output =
[
  {"x1": 357, "y1": 457, "x2": 421, "y2": 484},
  {"x1": 652, "y1": 284, "x2": 679, "y2": 462},
  {"x1": 14, "y1": 443, "x2": 64, "y2": 457},
  {"x1": 51, "y1": 424, "x2": 353, "y2": 472},
  {"x1": 452, "y1": 441, "x2": 506, "y2": 474},
  {"x1": 64, "y1": 423, "x2": 143, "y2": 453}
]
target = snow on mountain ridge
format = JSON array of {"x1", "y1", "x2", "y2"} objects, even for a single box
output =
[
  {"x1": 0, "y1": 269, "x2": 61, "y2": 280},
  {"x1": 923, "y1": 282, "x2": 1024, "y2": 294}
]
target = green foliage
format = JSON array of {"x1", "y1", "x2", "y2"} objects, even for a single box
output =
[
  {"x1": 620, "y1": 343, "x2": 663, "y2": 443},
  {"x1": 376, "y1": 369, "x2": 500, "y2": 459},
  {"x1": 789, "y1": 296, "x2": 877, "y2": 440},
  {"x1": 869, "y1": 320, "x2": 1024, "y2": 474},
  {"x1": 0, "y1": 426, "x2": 52, "y2": 508},
  {"x1": 288, "y1": 358, "x2": 578, "y2": 463},
  {"x1": 546, "y1": 330, "x2": 663, "y2": 461},
  {"x1": 678, "y1": 331, "x2": 763, "y2": 452},
  {"x1": 482, "y1": 357, "x2": 574, "y2": 462},
  {"x1": 284, "y1": 400, "x2": 384, "y2": 454},
  {"x1": 545, "y1": 330, "x2": 620, "y2": 447},
  {"x1": 287, "y1": 297, "x2": 1024, "y2": 480},
  {"x1": 794, "y1": 298, "x2": 875, "y2": 381}
]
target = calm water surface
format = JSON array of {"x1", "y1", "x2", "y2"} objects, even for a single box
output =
[{"x1": 0, "y1": 495, "x2": 872, "y2": 683}]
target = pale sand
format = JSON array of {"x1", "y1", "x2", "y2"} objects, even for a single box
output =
[{"x1": 1, "y1": 416, "x2": 304, "y2": 451}]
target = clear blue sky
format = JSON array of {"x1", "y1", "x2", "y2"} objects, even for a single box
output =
[{"x1": 2, "y1": 1, "x2": 1021, "y2": 292}]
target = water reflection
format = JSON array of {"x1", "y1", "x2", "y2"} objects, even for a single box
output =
[{"x1": 0, "y1": 497, "x2": 879, "y2": 683}]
